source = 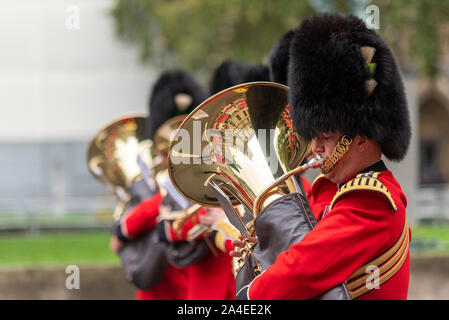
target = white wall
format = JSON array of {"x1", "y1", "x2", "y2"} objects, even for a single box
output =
[
  {"x1": 385, "y1": 77, "x2": 419, "y2": 225},
  {"x1": 0, "y1": 0, "x2": 155, "y2": 142}
]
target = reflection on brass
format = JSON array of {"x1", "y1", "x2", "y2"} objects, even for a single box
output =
[
  {"x1": 87, "y1": 116, "x2": 153, "y2": 192},
  {"x1": 153, "y1": 115, "x2": 186, "y2": 155},
  {"x1": 155, "y1": 115, "x2": 210, "y2": 235},
  {"x1": 171, "y1": 203, "x2": 202, "y2": 235}
]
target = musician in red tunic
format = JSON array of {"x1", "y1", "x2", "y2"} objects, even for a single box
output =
[
  {"x1": 114, "y1": 192, "x2": 236, "y2": 300},
  {"x1": 235, "y1": 13, "x2": 411, "y2": 300},
  {"x1": 110, "y1": 70, "x2": 237, "y2": 300},
  {"x1": 114, "y1": 192, "x2": 187, "y2": 300}
]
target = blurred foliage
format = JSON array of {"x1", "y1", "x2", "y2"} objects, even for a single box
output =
[
  {"x1": 411, "y1": 224, "x2": 449, "y2": 256},
  {"x1": 110, "y1": 0, "x2": 449, "y2": 78}
]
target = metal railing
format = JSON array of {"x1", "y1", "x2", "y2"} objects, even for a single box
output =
[
  {"x1": 0, "y1": 195, "x2": 117, "y2": 234},
  {"x1": 0, "y1": 184, "x2": 448, "y2": 233},
  {"x1": 417, "y1": 184, "x2": 449, "y2": 223}
]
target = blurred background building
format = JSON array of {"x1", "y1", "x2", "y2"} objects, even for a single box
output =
[
  {"x1": 0, "y1": 0, "x2": 154, "y2": 231},
  {"x1": 0, "y1": 0, "x2": 448, "y2": 233}
]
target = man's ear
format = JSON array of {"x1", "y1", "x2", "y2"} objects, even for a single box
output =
[{"x1": 354, "y1": 135, "x2": 369, "y2": 152}]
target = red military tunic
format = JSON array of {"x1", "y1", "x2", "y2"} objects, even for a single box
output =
[
  {"x1": 120, "y1": 192, "x2": 235, "y2": 300},
  {"x1": 157, "y1": 206, "x2": 236, "y2": 300},
  {"x1": 246, "y1": 166, "x2": 410, "y2": 300}
]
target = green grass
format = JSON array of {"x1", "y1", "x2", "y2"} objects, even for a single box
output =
[
  {"x1": 0, "y1": 231, "x2": 120, "y2": 267},
  {"x1": 412, "y1": 225, "x2": 449, "y2": 242},
  {"x1": 0, "y1": 223, "x2": 447, "y2": 267},
  {"x1": 410, "y1": 224, "x2": 449, "y2": 256}
]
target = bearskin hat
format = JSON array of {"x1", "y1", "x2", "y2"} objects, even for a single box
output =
[
  {"x1": 268, "y1": 29, "x2": 294, "y2": 85},
  {"x1": 209, "y1": 59, "x2": 270, "y2": 95},
  {"x1": 289, "y1": 13, "x2": 411, "y2": 161},
  {"x1": 146, "y1": 70, "x2": 207, "y2": 140}
]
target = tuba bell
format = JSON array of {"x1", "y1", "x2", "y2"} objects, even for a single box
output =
[
  {"x1": 87, "y1": 115, "x2": 158, "y2": 219},
  {"x1": 168, "y1": 82, "x2": 313, "y2": 209},
  {"x1": 167, "y1": 82, "x2": 320, "y2": 274},
  {"x1": 152, "y1": 115, "x2": 203, "y2": 224}
]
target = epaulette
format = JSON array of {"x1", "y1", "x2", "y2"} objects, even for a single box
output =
[
  {"x1": 312, "y1": 173, "x2": 326, "y2": 186},
  {"x1": 214, "y1": 218, "x2": 241, "y2": 240},
  {"x1": 212, "y1": 218, "x2": 241, "y2": 253},
  {"x1": 329, "y1": 171, "x2": 398, "y2": 212}
]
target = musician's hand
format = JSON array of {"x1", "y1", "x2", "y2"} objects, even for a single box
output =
[
  {"x1": 229, "y1": 234, "x2": 258, "y2": 258},
  {"x1": 199, "y1": 207, "x2": 225, "y2": 226},
  {"x1": 110, "y1": 235, "x2": 124, "y2": 255},
  {"x1": 229, "y1": 235, "x2": 257, "y2": 273}
]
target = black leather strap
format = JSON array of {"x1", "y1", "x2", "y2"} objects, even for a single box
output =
[{"x1": 235, "y1": 285, "x2": 250, "y2": 300}]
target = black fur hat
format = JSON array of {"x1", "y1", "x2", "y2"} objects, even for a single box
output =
[
  {"x1": 269, "y1": 30, "x2": 294, "y2": 85},
  {"x1": 209, "y1": 60, "x2": 270, "y2": 95},
  {"x1": 289, "y1": 13, "x2": 411, "y2": 161},
  {"x1": 146, "y1": 70, "x2": 207, "y2": 140}
]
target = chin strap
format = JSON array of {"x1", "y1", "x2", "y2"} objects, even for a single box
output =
[{"x1": 320, "y1": 135, "x2": 353, "y2": 174}]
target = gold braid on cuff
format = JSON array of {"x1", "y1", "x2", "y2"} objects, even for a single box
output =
[{"x1": 320, "y1": 135, "x2": 353, "y2": 174}]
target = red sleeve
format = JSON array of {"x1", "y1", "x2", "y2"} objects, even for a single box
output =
[
  {"x1": 210, "y1": 231, "x2": 235, "y2": 254},
  {"x1": 248, "y1": 191, "x2": 394, "y2": 300},
  {"x1": 121, "y1": 192, "x2": 164, "y2": 239},
  {"x1": 224, "y1": 239, "x2": 235, "y2": 254},
  {"x1": 164, "y1": 208, "x2": 208, "y2": 242}
]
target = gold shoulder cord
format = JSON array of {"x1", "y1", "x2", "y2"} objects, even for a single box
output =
[
  {"x1": 346, "y1": 218, "x2": 409, "y2": 299},
  {"x1": 320, "y1": 135, "x2": 353, "y2": 174},
  {"x1": 326, "y1": 171, "x2": 405, "y2": 299}
]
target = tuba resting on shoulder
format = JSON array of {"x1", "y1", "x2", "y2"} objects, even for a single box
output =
[
  {"x1": 168, "y1": 82, "x2": 313, "y2": 210},
  {"x1": 168, "y1": 82, "x2": 350, "y2": 299},
  {"x1": 87, "y1": 114, "x2": 169, "y2": 290},
  {"x1": 167, "y1": 82, "x2": 314, "y2": 269},
  {"x1": 86, "y1": 114, "x2": 207, "y2": 290}
]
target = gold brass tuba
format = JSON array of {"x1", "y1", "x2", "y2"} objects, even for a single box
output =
[
  {"x1": 87, "y1": 115, "x2": 161, "y2": 220},
  {"x1": 168, "y1": 82, "x2": 321, "y2": 273}
]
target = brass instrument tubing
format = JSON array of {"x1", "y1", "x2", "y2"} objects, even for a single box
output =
[
  {"x1": 171, "y1": 204, "x2": 203, "y2": 236},
  {"x1": 253, "y1": 156, "x2": 323, "y2": 215}
]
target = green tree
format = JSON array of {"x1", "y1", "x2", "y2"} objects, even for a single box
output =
[{"x1": 110, "y1": 0, "x2": 449, "y2": 78}]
